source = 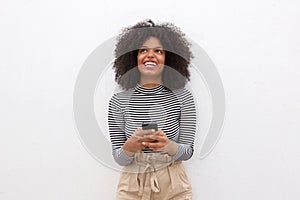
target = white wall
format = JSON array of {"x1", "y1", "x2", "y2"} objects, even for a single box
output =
[{"x1": 1, "y1": 0, "x2": 300, "y2": 199}]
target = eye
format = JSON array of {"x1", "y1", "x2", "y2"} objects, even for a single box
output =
[
  {"x1": 155, "y1": 49, "x2": 164, "y2": 54},
  {"x1": 139, "y1": 48, "x2": 147, "y2": 53}
]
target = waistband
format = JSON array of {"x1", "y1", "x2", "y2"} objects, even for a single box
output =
[
  {"x1": 122, "y1": 152, "x2": 178, "y2": 173},
  {"x1": 121, "y1": 152, "x2": 182, "y2": 198}
]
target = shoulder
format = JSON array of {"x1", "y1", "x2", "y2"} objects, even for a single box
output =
[
  {"x1": 172, "y1": 88, "x2": 194, "y2": 100},
  {"x1": 109, "y1": 88, "x2": 135, "y2": 104},
  {"x1": 168, "y1": 88, "x2": 195, "y2": 108}
]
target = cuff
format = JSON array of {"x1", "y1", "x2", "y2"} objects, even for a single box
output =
[
  {"x1": 114, "y1": 147, "x2": 134, "y2": 166},
  {"x1": 171, "y1": 143, "x2": 185, "y2": 160}
]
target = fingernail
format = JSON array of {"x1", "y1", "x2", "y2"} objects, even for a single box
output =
[{"x1": 142, "y1": 142, "x2": 146, "y2": 145}]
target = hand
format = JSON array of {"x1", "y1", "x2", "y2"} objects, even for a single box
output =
[
  {"x1": 142, "y1": 129, "x2": 178, "y2": 155},
  {"x1": 122, "y1": 127, "x2": 156, "y2": 156}
]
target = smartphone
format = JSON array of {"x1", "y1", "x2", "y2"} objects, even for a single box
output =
[
  {"x1": 142, "y1": 122, "x2": 158, "y2": 142},
  {"x1": 142, "y1": 122, "x2": 158, "y2": 131}
]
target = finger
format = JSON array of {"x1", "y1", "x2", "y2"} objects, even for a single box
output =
[
  {"x1": 158, "y1": 129, "x2": 166, "y2": 136},
  {"x1": 146, "y1": 142, "x2": 165, "y2": 149},
  {"x1": 134, "y1": 127, "x2": 144, "y2": 136},
  {"x1": 131, "y1": 136, "x2": 144, "y2": 142},
  {"x1": 131, "y1": 133, "x2": 142, "y2": 139},
  {"x1": 136, "y1": 130, "x2": 156, "y2": 138},
  {"x1": 144, "y1": 129, "x2": 163, "y2": 138},
  {"x1": 145, "y1": 135, "x2": 159, "y2": 141},
  {"x1": 134, "y1": 128, "x2": 156, "y2": 137},
  {"x1": 147, "y1": 133, "x2": 167, "y2": 142},
  {"x1": 150, "y1": 129, "x2": 164, "y2": 137},
  {"x1": 142, "y1": 129, "x2": 156, "y2": 136},
  {"x1": 139, "y1": 137, "x2": 157, "y2": 143}
]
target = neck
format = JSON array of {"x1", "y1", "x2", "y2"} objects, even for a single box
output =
[
  {"x1": 140, "y1": 76, "x2": 162, "y2": 88},
  {"x1": 141, "y1": 83, "x2": 161, "y2": 88}
]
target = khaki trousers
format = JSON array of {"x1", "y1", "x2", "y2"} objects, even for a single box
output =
[{"x1": 116, "y1": 153, "x2": 192, "y2": 200}]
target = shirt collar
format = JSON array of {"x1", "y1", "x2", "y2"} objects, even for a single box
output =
[{"x1": 134, "y1": 83, "x2": 165, "y2": 94}]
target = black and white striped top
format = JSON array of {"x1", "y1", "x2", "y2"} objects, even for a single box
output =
[{"x1": 108, "y1": 84, "x2": 196, "y2": 166}]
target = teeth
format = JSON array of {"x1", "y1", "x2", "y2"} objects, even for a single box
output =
[{"x1": 144, "y1": 62, "x2": 157, "y2": 66}]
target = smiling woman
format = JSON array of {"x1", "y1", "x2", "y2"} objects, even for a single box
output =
[
  {"x1": 108, "y1": 19, "x2": 196, "y2": 200},
  {"x1": 113, "y1": 19, "x2": 192, "y2": 91},
  {"x1": 137, "y1": 36, "x2": 166, "y2": 87}
]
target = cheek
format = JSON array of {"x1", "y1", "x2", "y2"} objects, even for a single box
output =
[
  {"x1": 137, "y1": 55, "x2": 144, "y2": 65},
  {"x1": 160, "y1": 55, "x2": 166, "y2": 64},
  {"x1": 137, "y1": 65, "x2": 142, "y2": 72}
]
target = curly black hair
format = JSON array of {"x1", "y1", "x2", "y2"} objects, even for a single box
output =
[{"x1": 113, "y1": 19, "x2": 193, "y2": 90}]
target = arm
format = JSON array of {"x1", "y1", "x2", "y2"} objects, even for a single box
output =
[
  {"x1": 108, "y1": 94, "x2": 155, "y2": 165},
  {"x1": 143, "y1": 90, "x2": 197, "y2": 161},
  {"x1": 172, "y1": 89, "x2": 197, "y2": 160},
  {"x1": 108, "y1": 94, "x2": 134, "y2": 166}
]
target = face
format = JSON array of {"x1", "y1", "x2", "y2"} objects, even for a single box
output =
[{"x1": 137, "y1": 37, "x2": 165, "y2": 84}]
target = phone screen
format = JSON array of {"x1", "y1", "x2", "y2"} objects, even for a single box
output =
[{"x1": 142, "y1": 122, "x2": 158, "y2": 131}]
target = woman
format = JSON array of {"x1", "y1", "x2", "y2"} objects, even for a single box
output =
[{"x1": 108, "y1": 19, "x2": 196, "y2": 200}]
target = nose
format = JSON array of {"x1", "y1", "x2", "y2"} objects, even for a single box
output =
[{"x1": 146, "y1": 49, "x2": 155, "y2": 58}]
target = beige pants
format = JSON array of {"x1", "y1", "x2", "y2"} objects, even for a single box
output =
[{"x1": 116, "y1": 153, "x2": 192, "y2": 200}]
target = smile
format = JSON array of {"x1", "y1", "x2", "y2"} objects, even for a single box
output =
[{"x1": 143, "y1": 61, "x2": 158, "y2": 67}]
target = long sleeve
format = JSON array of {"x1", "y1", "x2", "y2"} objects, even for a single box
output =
[
  {"x1": 172, "y1": 90, "x2": 197, "y2": 161},
  {"x1": 108, "y1": 94, "x2": 134, "y2": 166},
  {"x1": 108, "y1": 85, "x2": 197, "y2": 164}
]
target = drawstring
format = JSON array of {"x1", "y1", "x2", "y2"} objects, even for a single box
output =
[
  {"x1": 137, "y1": 163, "x2": 161, "y2": 197},
  {"x1": 123, "y1": 152, "x2": 175, "y2": 199},
  {"x1": 150, "y1": 171, "x2": 160, "y2": 192}
]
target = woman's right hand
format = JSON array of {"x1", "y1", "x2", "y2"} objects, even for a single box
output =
[{"x1": 122, "y1": 127, "x2": 156, "y2": 156}]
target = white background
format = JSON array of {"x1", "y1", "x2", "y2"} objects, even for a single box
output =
[{"x1": 1, "y1": 0, "x2": 300, "y2": 199}]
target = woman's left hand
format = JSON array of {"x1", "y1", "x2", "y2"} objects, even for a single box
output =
[
  {"x1": 142, "y1": 129, "x2": 178, "y2": 155},
  {"x1": 142, "y1": 129, "x2": 168, "y2": 150}
]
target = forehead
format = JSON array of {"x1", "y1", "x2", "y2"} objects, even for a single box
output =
[{"x1": 141, "y1": 36, "x2": 163, "y2": 48}]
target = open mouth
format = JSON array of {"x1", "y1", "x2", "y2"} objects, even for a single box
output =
[{"x1": 143, "y1": 61, "x2": 158, "y2": 67}]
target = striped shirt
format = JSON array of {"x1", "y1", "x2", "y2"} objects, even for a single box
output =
[{"x1": 108, "y1": 84, "x2": 196, "y2": 166}]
